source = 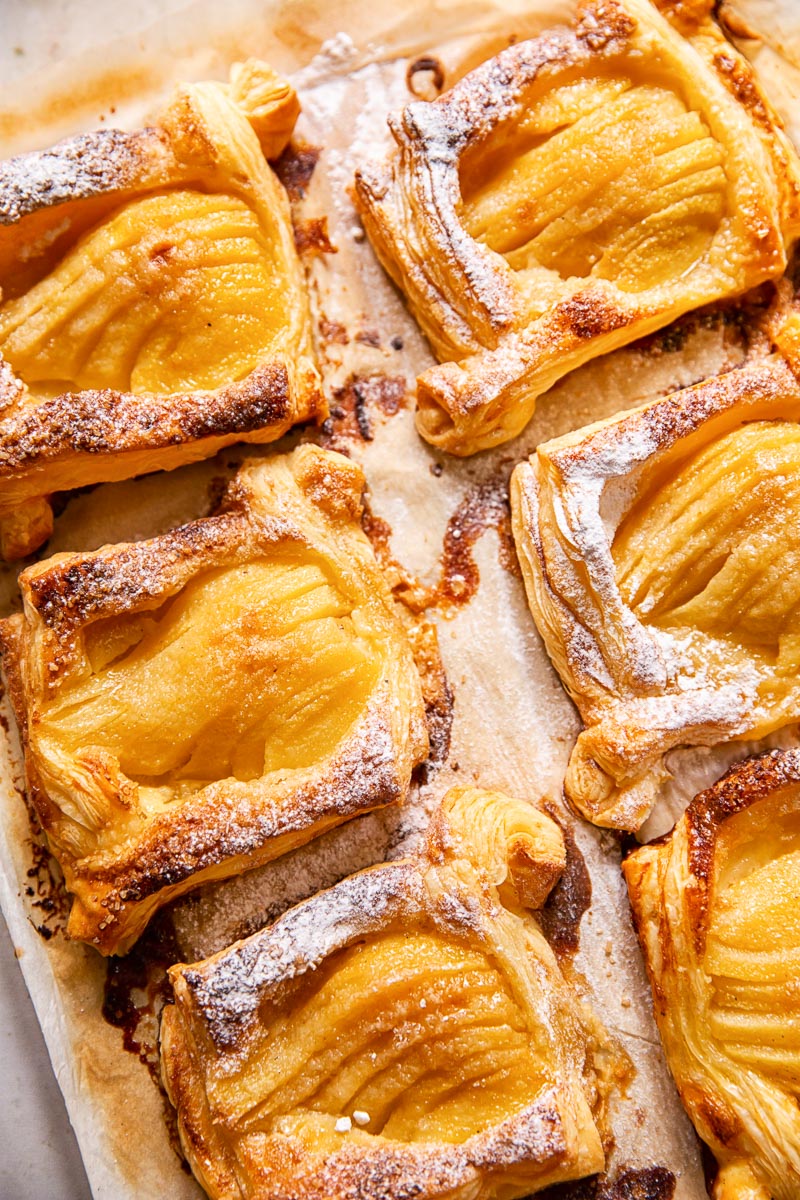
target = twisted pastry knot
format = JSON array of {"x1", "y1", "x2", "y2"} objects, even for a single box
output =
[
  {"x1": 161, "y1": 787, "x2": 615, "y2": 1200},
  {"x1": 0, "y1": 60, "x2": 322, "y2": 558}
]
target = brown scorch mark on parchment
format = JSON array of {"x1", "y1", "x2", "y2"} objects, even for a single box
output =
[
  {"x1": 273, "y1": 141, "x2": 320, "y2": 202},
  {"x1": 538, "y1": 817, "x2": 592, "y2": 961},
  {"x1": 293, "y1": 215, "x2": 337, "y2": 257},
  {"x1": 406, "y1": 619, "x2": 454, "y2": 778},
  {"x1": 102, "y1": 911, "x2": 189, "y2": 1171},
  {"x1": 320, "y1": 374, "x2": 409, "y2": 450},
  {"x1": 24, "y1": 835, "x2": 69, "y2": 942},
  {"x1": 539, "y1": 1166, "x2": 676, "y2": 1200},
  {"x1": 363, "y1": 474, "x2": 520, "y2": 618}
]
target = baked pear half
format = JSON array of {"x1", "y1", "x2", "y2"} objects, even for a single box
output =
[
  {"x1": 161, "y1": 786, "x2": 612, "y2": 1200},
  {"x1": 511, "y1": 314, "x2": 800, "y2": 831},
  {"x1": 355, "y1": 0, "x2": 800, "y2": 455},
  {"x1": 624, "y1": 748, "x2": 800, "y2": 1200},
  {"x1": 0, "y1": 60, "x2": 322, "y2": 558},
  {"x1": 0, "y1": 446, "x2": 428, "y2": 954}
]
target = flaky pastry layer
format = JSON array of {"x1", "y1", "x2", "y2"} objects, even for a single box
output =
[
  {"x1": 0, "y1": 60, "x2": 323, "y2": 558},
  {"x1": 0, "y1": 445, "x2": 428, "y2": 954},
  {"x1": 511, "y1": 313, "x2": 800, "y2": 830},
  {"x1": 355, "y1": 0, "x2": 800, "y2": 455},
  {"x1": 624, "y1": 749, "x2": 800, "y2": 1200},
  {"x1": 161, "y1": 786, "x2": 614, "y2": 1200}
]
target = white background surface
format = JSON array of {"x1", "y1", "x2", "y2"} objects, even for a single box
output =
[{"x1": 0, "y1": 916, "x2": 91, "y2": 1200}]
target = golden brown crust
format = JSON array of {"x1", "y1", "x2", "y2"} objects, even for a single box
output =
[
  {"x1": 623, "y1": 748, "x2": 800, "y2": 1198},
  {"x1": 0, "y1": 363, "x2": 296, "y2": 507},
  {"x1": 510, "y1": 335, "x2": 800, "y2": 830},
  {"x1": 0, "y1": 61, "x2": 324, "y2": 557},
  {"x1": 161, "y1": 787, "x2": 611, "y2": 1200},
  {"x1": 1, "y1": 445, "x2": 428, "y2": 954},
  {"x1": 355, "y1": 0, "x2": 800, "y2": 455}
]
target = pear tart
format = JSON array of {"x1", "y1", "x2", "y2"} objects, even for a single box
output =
[
  {"x1": 355, "y1": 0, "x2": 800, "y2": 455},
  {"x1": 510, "y1": 322, "x2": 800, "y2": 831},
  {"x1": 624, "y1": 749, "x2": 800, "y2": 1200},
  {"x1": 161, "y1": 786, "x2": 611, "y2": 1200},
  {"x1": 0, "y1": 446, "x2": 428, "y2": 954},
  {"x1": 0, "y1": 61, "x2": 322, "y2": 559}
]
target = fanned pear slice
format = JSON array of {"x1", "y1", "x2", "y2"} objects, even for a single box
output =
[
  {"x1": 0, "y1": 445, "x2": 428, "y2": 954},
  {"x1": 161, "y1": 786, "x2": 614, "y2": 1200},
  {"x1": 510, "y1": 310, "x2": 800, "y2": 831},
  {"x1": 355, "y1": 0, "x2": 800, "y2": 455},
  {"x1": 624, "y1": 748, "x2": 800, "y2": 1200},
  {"x1": 0, "y1": 60, "x2": 322, "y2": 558}
]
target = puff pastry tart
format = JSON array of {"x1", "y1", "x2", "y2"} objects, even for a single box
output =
[
  {"x1": 0, "y1": 60, "x2": 322, "y2": 559},
  {"x1": 161, "y1": 786, "x2": 611, "y2": 1200},
  {"x1": 624, "y1": 748, "x2": 800, "y2": 1199},
  {"x1": 0, "y1": 445, "x2": 428, "y2": 954},
  {"x1": 355, "y1": 0, "x2": 800, "y2": 456},
  {"x1": 510, "y1": 328, "x2": 800, "y2": 831}
]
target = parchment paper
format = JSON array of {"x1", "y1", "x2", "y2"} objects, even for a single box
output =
[{"x1": 1, "y1": 2, "x2": 798, "y2": 1197}]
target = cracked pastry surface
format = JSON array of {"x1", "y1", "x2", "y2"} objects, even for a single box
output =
[
  {"x1": 161, "y1": 786, "x2": 614, "y2": 1200},
  {"x1": 0, "y1": 445, "x2": 428, "y2": 954},
  {"x1": 355, "y1": 0, "x2": 800, "y2": 455},
  {"x1": 510, "y1": 315, "x2": 800, "y2": 831},
  {"x1": 0, "y1": 60, "x2": 322, "y2": 558},
  {"x1": 624, "y1": 748, "x2": 800, "y2": 1200}
]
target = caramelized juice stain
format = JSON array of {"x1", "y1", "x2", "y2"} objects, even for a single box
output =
[
  {"x1": 318, "y1": 316, "x2": 349, "y2": 346},
  {"x1": 632, "y1": 290, "x2": 768, "y2": 358},
  {"x1": 293, "y1": 215, "x2": 337, "y2": 258},
  {"x1": 24, "y1": 836, "x2": 69, "y2": 942},
  {"x1": 439, "y1": 477, "x2": 521, "y2": 604},
  {"x1": 363, "y1": 472, "x2": 520, "y2": 619},
  {"x1": 406, "y1": 55, "x2": 445, "y2": 101},
  {"x1": 540, "y1": 1166, "x2": 676, "y2": 1200},
  {"x1": 102, "y1": 910, "x2": 189, "y2": 1171},
  {"x1": 538, "y1": 817, "x2": 593, "y2": 961},
  {"x1": 274, "y1": 141, "x2": 321, "y2": 202},
  {"x1": 320, "y1": 374, "x2": 409, "y2": 450}
]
